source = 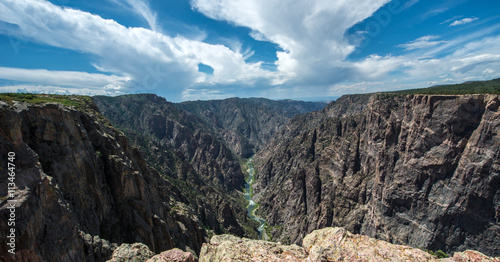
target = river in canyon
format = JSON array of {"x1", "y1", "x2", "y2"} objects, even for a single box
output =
[{"x1": 243, "y1": 158, "x2": 267, "y2": 240}]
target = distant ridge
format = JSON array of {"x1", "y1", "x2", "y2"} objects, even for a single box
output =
[{"x1": 385, "y1": 78, "x2": 500, "y2": 95}]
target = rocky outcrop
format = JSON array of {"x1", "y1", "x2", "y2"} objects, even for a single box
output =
[
  {"x1": 147, "y1": 248, "x2": 196, "y2": 262},
  {"x1": 3, "y1": 91, "x2": 498, "y2": 261},
  {"x1": 107, "y1": 243, "x2": 155, "y2": 262},
  {"x1": 450, "y1": 250, "x2": 500, "y2": 262},
  {"x1": 199, "y1": 233, "x2": 308, "y2": 261},
  {"x1": 179, "y1": 97, "x2": 326, "y2": 158},
  {"x1": 107, "y1": 245, "x2": 195, "y2": 262},
  {"x1": 199, "y1": 227, "x2": 500, "y2": 261},
  {"x1": 0, "y1": 99, "x2": 205, "y2": 261},
  {"x1": 303, "y1": 227, "x2": 437, "y2": 261},
  {"x1": 254, "y1": 94, "x2": 500, "y2": 256}
]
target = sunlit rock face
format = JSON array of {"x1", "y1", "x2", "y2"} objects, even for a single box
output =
[
  {"x1": 199, "y1": 227, "x2": 500, "y2": 261},
  {"x1": 254, "y1": 94, "x2": 500, "y2": 256}
]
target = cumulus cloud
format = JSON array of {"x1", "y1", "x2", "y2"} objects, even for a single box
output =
[
  {"x1": 190, "y1": 0, "x2": 499, "y2": 97},
  {"x1": 0, "y1": 0, "x2": 273, "y2": 101},
  {"x1": 398, "y1": 35, "x2": 447, "y2": 51},
  {"x1": 0, "y1": 0, "x2": 499, "y2": 101},
  {"x1": 450, "y1": 17, "x2": 478, "y2": 26},
  {"x1": 191, "y1": 0, "x2": 391, "y2": 85}
]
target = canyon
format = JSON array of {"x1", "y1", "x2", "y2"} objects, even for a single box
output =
[{"x1": 0, "y1": 82, "x2": 499, "y2": 261}]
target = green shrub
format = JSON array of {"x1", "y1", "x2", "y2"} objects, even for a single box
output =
[{"x1": 434, "y1": 250, "x2": 448, "y2": 258}]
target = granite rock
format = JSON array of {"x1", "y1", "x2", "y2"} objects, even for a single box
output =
[
  {"x1": 254, "y1": 94, "x2": 500, "y2": 256},
  {"x1": 0, "y1": 100, "x2": 204, "y2": 261}
]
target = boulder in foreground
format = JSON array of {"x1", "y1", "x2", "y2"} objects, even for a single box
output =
[{"x1": 200, "y1": 227, "x2": 500, "y2": 261}]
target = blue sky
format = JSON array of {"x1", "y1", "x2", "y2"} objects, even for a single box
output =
[{"x1": 0, "y1": 0, "x2": 499, "y2": 101}]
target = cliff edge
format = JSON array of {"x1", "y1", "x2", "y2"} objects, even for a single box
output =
[{"x1": 0, "y1": 96, "x2": 204, "y2": 261}]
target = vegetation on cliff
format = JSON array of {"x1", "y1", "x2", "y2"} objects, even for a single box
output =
[
  {"x1": 0, "y1": 93, "x2": 93, "y2": 109},
  {"x1": 384, "y1": 77, "x2": 500, "y2": 95}
]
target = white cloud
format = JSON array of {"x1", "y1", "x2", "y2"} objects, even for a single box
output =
[
  {"x1": 111, "y1": 0, "x2": 159, "y2": 31},
  {"x1": 249, "y1": 30, "x2": 268, "y2": 42},
  {"x1": 421, "y1": 8, "x2": 449, "y2": 20},
  {"x1": 450, "y1": 54, "x2": 500, "y2": 73},
  {"x1": 354, "y1": 54, "x2": 406, "y2": 80},
  {"x1": 450, "y1": 17, "x2": 478, "y2": 26},
  {"x1": 188, "y1": 1, "x2": 498, "y2": 98},
  {"x1": 0, "y1": 0, "x2": 277, "y2": 101},
  {"x1": 402, "y1": 0, "x2": 420, "y2": 9},
  {"x1": 482, "y1": 68, "x2": 495, "y2": 76},
  {"x1": 0, "y1": 0, "x2": 498, "y2": 101},
  {"x1": 182, "y1": 88, "x2": 233, "y2": 101},
  {"x1": 1, "y1": 0, "x2": 396, "y2": 101},
  {"x1": 328, "y1": 81, "x2": 385, "y2": 94},
  {"x1": 191, "y1": 0, "x2": 391, "y2": 86},
  {"x1": 373, "y1": 34, "x2": 500, "y2": 92},
  {"x1": 0, "y1": 84, "x2": 126, "y2": 96},
  {"x1": 398, "y1": 35, "x2": 447, "y2": 51},
  {"x1": 440, "y1": 15, "x2": 463, "y2": 25},
  {"x1": 0, "y1": 67, "x2": 130, "y2": 89}
]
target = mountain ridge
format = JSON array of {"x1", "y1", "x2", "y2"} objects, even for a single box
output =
[{"x1": 178, "y1": 97, "x2": 326, "y2": 157}]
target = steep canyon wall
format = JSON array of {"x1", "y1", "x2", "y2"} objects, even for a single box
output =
[{"x1": 253, "y1": 94, "x2": 500, "y2": 256}]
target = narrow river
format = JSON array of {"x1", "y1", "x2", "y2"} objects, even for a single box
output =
[{"x1": 243, "y1": 158, "x2": 267, "y2": 240}]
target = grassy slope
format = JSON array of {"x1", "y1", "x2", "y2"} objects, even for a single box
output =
[{"x1": 0, "y1": 93, "x2": 93, "y2": 107}]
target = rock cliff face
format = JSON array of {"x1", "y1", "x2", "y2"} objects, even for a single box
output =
[
  {"x1": 0, "y1": 99, "x2": 204, "y2": 261},
  {"x1": 94, "y1": 94, "x2": 255, "y2": 239},
  {"x1": 95, "y1": 94, "x2": 244, "y2": 192},
  {"x1": 253, "y1": 94, "x2": 500, "y2": 256},
  {"x1": 179, "y1": 98, "x2": 326, "y2": 158},
  {"x1": 93, "y1": 95, "x2": 326, "y2": 241},
  {"x1": 2, "y1": 92, "x2": 498, "y2": 260}
]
